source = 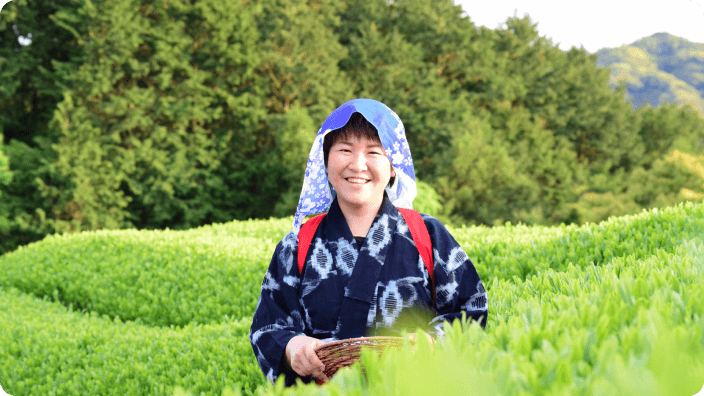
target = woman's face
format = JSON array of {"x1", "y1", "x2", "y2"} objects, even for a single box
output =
[{"x1": 327, "y1": 134, "x2": 396, "y2": 211}]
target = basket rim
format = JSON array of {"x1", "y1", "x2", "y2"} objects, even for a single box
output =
[{"x1": 313, "y1": 336, "x2": 409, "y2": 353}]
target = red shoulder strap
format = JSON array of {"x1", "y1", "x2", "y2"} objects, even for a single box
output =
[
  {"x1": 297, "y1": 213, "x2": 327, "y2": 275},
  {"x1": 398, "y1": 208, "x2": 435, "y2": 306}
]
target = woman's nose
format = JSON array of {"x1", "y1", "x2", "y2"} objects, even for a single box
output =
[{"x1": 348, "y1": 152, "x2": 368, "y2": 171}]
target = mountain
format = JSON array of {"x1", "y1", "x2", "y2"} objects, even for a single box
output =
[{"x1": 595, "y1": 32, "x2": 704, "y2": 115}]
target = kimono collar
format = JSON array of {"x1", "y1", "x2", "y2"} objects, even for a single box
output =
[
  {"x1": 326, "y1": 191, "x2": 394, "y2": 239},
  {"x1": 292, "y1": 99, "x2": 417, "y2": 235}
]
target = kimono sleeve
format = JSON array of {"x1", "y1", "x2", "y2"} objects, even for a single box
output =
[
  {"x1": 249, "y1": 231, "x2": 306, "y2": 384},
  {"x1": 421, "y1": 214, "x2": 488, "y2": 339}
]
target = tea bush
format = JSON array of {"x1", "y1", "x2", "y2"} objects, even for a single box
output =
[
  {"x1": 1, "y1": 204, "x2": 703, "y2": 395},
  {"x1": 0, "y1": 286, "x2": 265, "y2": 395}
]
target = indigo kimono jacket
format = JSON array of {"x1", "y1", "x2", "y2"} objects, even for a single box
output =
[{"x1": 249, "y1": 194, "x2": 488, "y2": 386}]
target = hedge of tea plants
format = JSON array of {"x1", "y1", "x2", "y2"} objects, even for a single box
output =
[
  {"x1": 0, "y1": 204, "x2": 703, "y2": 395},
  {"x1": 0, "y1": 219, "x2": 286, "y2": 327},
  {"x1": 0, "y1": 286, "x2": 262, "y2": 395}
]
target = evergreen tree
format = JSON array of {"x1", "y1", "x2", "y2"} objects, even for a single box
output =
[
  {"x1": 0, "y1": 135, "x2": 10, "y2": 184},
  {"x1": 0, "y1": 0, "x2": 86, "y2": 251},
  {"x1": 434, "y1": 114, "x2": 530, "y2": 226},
  {"x1": 335, "y1": 0, "x2": 477, "y2": 183},
  {"x1": 0, "y1": 135, "x2": 13, "y2": 232},
  {"x1": 0, "y1": 138, "x2": 62, "y2": 253},
  {"x1": 637, "y1": 103, "x2": 704, "y2": 167},
  {"x1": 0, "y1": 0, "x2": 85, "y2": 146},
  {"x1": 429, "y1": 15, "x2": 588, "y2": 225},
  {"x1": 45, "y1": 0, "x2": 265, "y2": 231},
  {"x1": 239, "y1": 0, "x2": 353, "y2": 219},
  {"x1": 254, "y1": 0, "x2": 352, "y2": 122},
  {"x1": 269, "y1": 104, "x2": 317, "y2": 218},
  {"x1": 3, "y1": 0, "x2": 702, "y2": 246},
  {"x1": 664, "y1": 149, "x2": 704, "y2": 200},
  {"x1": 477, "y1": 16, "x2": 645, "y2": 178}
]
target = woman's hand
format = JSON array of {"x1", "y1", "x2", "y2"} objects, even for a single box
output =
[
  {"x1": 425, "y1": 332, "x2": 435, "y2": 347},
  {"x1": 406, "y1": 333, "x2": 435, "y2": 351},
  {"x1": 285, "y1": 335, "x2": 328, "y2": 383}
]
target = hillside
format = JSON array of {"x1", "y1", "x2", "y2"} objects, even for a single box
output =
[{"x1": 596, "y1": 32, "x2": 704, "y2": 115}]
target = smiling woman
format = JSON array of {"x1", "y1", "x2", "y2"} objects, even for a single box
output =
[
  {"x1": 249, "y1": 99, "x2": 488, "y2": 387},
  {"x1": 323, "y1": 113, "x2": 397, "y2": 238}
]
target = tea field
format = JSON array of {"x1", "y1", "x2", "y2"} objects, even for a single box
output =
[{"x1": 1, "y1": 203, "x2": 703, "y2": 395}]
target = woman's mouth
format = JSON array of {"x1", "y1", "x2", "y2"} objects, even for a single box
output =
[{"x1": 345, "y1": 177, "x2": 369, "y2": 185}]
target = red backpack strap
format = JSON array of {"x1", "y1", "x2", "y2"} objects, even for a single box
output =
[
  {"x1": 297, "y1": 213, "x2": 327, "y2": 275},
  {"x1": 397, "y1": 208, "x2": 436, "y2": 307},
  {"x1": 297, "y1": 210, "x2": 436, "y2": 307}
]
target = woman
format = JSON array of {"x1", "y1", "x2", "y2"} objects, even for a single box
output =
[{"x1": 249, "y1": 99, "x2": 488, "y2": 386}]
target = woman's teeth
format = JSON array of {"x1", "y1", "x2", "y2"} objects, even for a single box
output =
[{"x1": 346, "y1": 178, "x2": 368, "y2": 184}]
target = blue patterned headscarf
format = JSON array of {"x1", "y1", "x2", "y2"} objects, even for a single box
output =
[{"x1": 292, "y1": 99, "x2": 417, "y2": 234}]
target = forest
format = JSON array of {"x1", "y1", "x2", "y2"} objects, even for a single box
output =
[{"x1": 2, "y1": 0, "x2": 704, "y2": 255}]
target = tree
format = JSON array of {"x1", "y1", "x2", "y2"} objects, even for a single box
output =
[
  {"x1": 44, "y1": 0, "x2": 266, "y2": 231},
  {"x1": 637, "y1": 103, "x2": 704, "y2": 167},
  {"x1": 0, "y1": 135, "x2": 13, "y2": 232},
  {"x1": 568, "y1": 151, "x2": 704, "y2": 225},
  {"x1": 0, "y1": 0, "x2": 86, "y2": 252},
  {"x1": 0, "y1": 138, "x2": 60, "y2": 253},
  {"x1": 413, "y1": 179, "x2": 444, "y2": 219},
  {"x1": 269, "y1": 104, "x2": 317, "y2": 218},
  {"x1": 434, "y1": 114, "x2": 531, "y2": 226},
  {"x1": 254, "y1": 0, "x2": 352, "y2": 123},
  {"x1": 238, "y1": 0, "x2": 353, "y2": 220},
  {"x1": 335, "y1": 0, "x2": 479, "y2": 181},
  {"x1": 428, "y1": 15, "x2": 590, "y2": 225},
  {"x1": 664, "y1": 149, "x2": 704, "y2": 200},
  {"x1": 0, "y1": 0, "x2": 86, "y2": 146}
]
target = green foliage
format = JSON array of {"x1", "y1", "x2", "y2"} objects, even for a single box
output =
[
  {"x1": 0, "y1": 139, "x2": 63, "y2": 254},
  {"x1": 42, "y1": 0, "x2": 266, "y2": 232},
  {"x1": 565, "y1": 102, "x2": 704, "y2": 224},
  {"x1": 270, "y1": 105, "x2": 317, "y2": 219},
  {"x1": 2, "y1": 199, "x2": 703, "y2": 331},
  {"x1": 1, "y1": 203, "x2": 704, "y2": 395},
  {"x1": 0, "y1": 134, "x2": 11, "y2": 188},
  {"x1": 637, "y1": 103, "x2": 704, "y2": 166},
  {"x1": 569, "y1": 155, "x2": 704, "y2": 225},
  {"x1": 0, "y1": 0, "x2": 86, "y2": 145},
  {"x1": 0, "y1": 218, "x2": 289, "y2": 327},
  {"x1": 0, "y1": 134, "x2": 12, "y2": 231},
  {"x1": 452, "y1": 201, "x2": 704, "y2": 282},
  {"x1": 253, "y1": 0, "x2": 351, "y2": 122},
  {"x1": 252, "y1": 228, "x2": 704, "y2": 396},
  {"x1": 0, "y1": 287, "x2": 264, "y2": 395},
  {"x1": 412, "y1": 178, "x2": 443, "y2": 219},
  {"x1": 0, "y1": 0, "x2": 86, "y2": 253},
  {"x1": 435, "y1": 114, "x2": 532, "y2": 226},
  {"x1": 2, "y1": 0, "x2": 704, "y2": 251}
]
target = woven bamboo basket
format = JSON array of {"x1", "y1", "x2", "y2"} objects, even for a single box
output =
[{"x1": 313, "y1": 336, "x2": 413, "y2": 385}]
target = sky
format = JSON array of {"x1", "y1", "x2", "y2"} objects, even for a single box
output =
[{"x1": 456, "y1": 0, "x2": 704, "y2": 53}]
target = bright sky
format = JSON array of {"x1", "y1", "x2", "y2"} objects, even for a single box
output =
[{"x1": 456, "y1": 0, "x2": 704, "y2": 53}]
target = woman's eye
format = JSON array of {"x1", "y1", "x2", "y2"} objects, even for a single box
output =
[{"x1": 336, "y1": 149, "x2": 381, "y2": 155}]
